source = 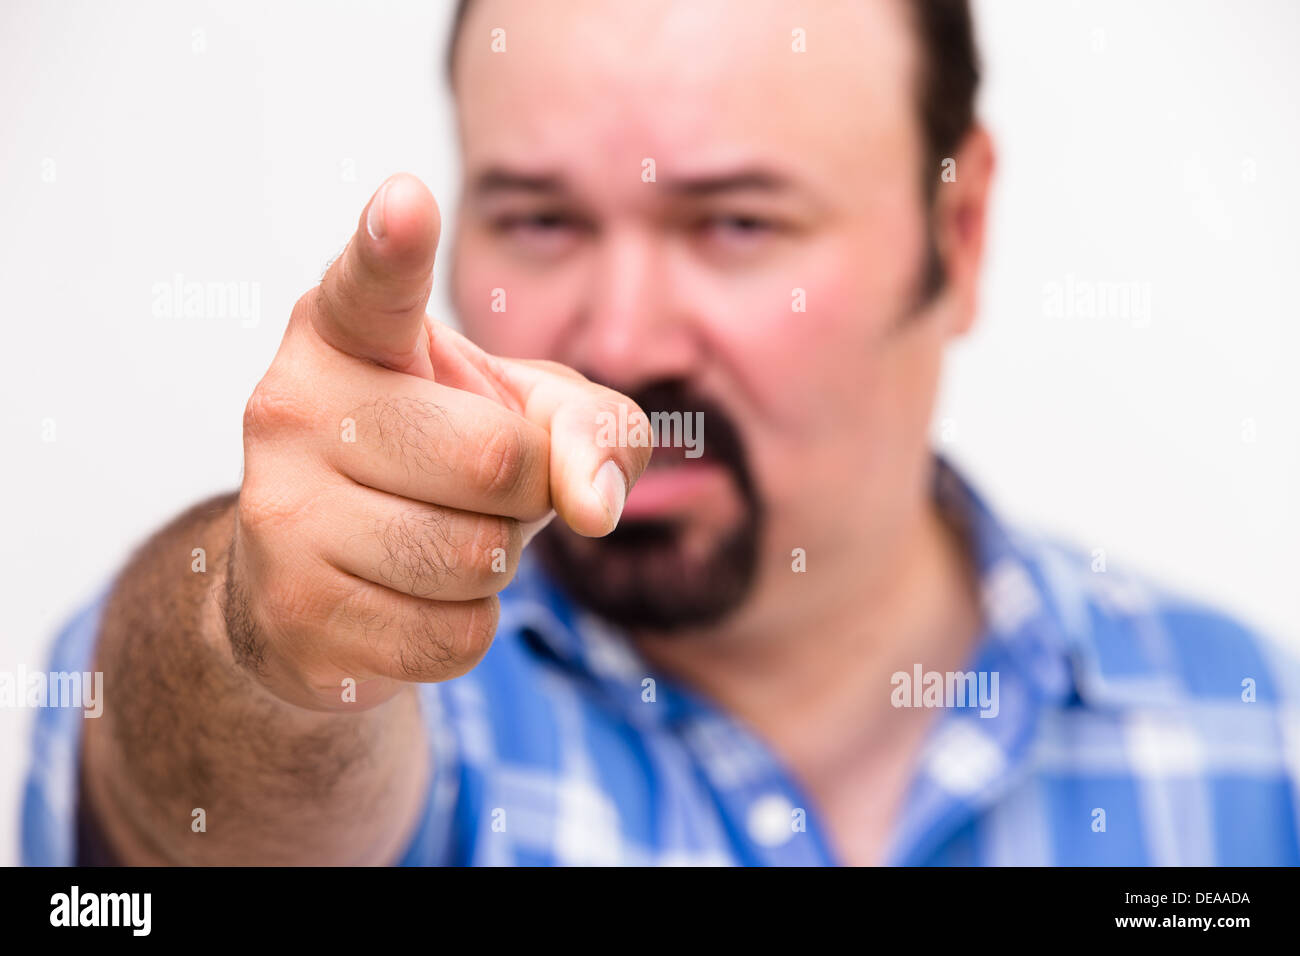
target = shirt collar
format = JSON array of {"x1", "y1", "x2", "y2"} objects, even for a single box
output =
[
  {"x1": 496, "y1": 454, "x2": 1194, "y2": 866},
  {"x1": 498, "y1": 454, "x2": 1163, "y2": 715}
]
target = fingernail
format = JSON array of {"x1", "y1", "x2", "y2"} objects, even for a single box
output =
[
  {"x1": 366, "y1": 179, "x2": 390, "y2": 241},
  {"x1": 592, "y1": 460, "x2": 627, "y2": 529}
]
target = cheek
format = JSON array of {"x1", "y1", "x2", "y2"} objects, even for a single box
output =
[
  {"x1": 717, "y1": 232, "x2": 920, "y2": 432},
  {"x1": 706, "y1": 227, "x2": 938, "y2": 525}
]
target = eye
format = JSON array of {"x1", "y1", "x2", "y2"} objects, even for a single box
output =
[
  {"x1": 529, "y1": 212, "x2": 573, "y2": 230},
  {"x1": 717, "y1": 214, "x2": 764, "y2": 231},
  {"x1": 694, "y1": 214, "x2": 779, "y2": 254},
  {"x1": 493, "y1": 211, "x2": 579, "y2": 235},
  {"x1": 490, "y1": 211, "x2": 586, "y2": 258}
]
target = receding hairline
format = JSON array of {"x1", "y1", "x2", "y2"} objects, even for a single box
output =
[{"x1": 443, "y1": 0, "x2": 980, "y2": 179}]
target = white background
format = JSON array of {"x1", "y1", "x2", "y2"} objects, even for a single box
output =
[{"x1": 2, "y1": 0, "x2": 1297, "y2": 866}]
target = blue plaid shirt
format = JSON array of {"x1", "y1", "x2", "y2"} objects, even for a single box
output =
[{"x1": 23, "y1": 459, "x2": 1300, "y2": 865}]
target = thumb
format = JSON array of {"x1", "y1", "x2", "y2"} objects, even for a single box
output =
[
  {"x1": 311, "y1": 173, "x2": 440, "y2": 376},
  {"x1": 494, "y1": 358, "x2": 654, "y2": 538}
]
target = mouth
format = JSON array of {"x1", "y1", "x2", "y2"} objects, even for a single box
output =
[
  {"x1": 643, "y1": 444, "x2": 708, "y2": 469},
  {"x1": 623, "y1": 448, "x2": 733, "y2": 519}
]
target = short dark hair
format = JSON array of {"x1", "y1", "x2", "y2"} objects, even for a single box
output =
[{"x1": 445, "y1": 0, "x2": 980, "y2": 195}]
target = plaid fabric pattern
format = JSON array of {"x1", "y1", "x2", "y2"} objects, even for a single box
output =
[{"x1": 24, "y1": 458, "x2": 1300, "y2": 865}]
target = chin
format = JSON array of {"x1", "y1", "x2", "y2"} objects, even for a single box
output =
[{"x1": 532, "y1": 510, "x2": 763, "y2": 634}]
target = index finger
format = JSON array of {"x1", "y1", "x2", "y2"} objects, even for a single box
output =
[
  {"x1": 311, "y1": 173, "x2": 441, "y2": 377},
  {"x1": 493, "y1": 358, "x2": 654, "y2": 539}
]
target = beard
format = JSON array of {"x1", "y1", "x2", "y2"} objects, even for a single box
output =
[{"x1": 532, "y1": 378, "x2": 764, "y2": 634}]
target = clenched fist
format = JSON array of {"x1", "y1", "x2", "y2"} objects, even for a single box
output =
[{"x1": 231, "y1": 173, "x2": 650, "y2": 712}]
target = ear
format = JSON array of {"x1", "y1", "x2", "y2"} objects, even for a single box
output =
[{"x1": 932, "y1": 125, "x2": 996, "y2": 337}]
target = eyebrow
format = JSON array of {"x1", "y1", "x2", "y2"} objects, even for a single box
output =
[
  {"x1": 471, "y1": 168, "x2": 567, "y2": 197},
  {"x1": 470, "y1": 166, "x2": 799, "y2": 199},
  {"x1": 665, "y1": 169, "x2": 795, "y2": 197}
]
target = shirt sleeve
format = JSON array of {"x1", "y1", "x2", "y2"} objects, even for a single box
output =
[
  {"x1": 393, "y1": 682, "x2": 463, "y2": 866},
  {"x1": 21, "y1": 590, "x2": 109, "y2": 866}
]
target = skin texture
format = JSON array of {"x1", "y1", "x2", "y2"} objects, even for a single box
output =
[{"x1": 81, "y1": 0, "x2": 995, "y2": 866}]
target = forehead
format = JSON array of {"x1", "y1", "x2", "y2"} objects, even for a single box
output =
[{"x1": 453, "y1": 0, "x2": 921, "y2": 195}]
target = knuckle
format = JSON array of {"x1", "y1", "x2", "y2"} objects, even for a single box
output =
[
  {"x1": 243, "y1": 377, "x2": 314, "y2": 441},
  {"x1": 236, "y1": 482, "x2": 297, "y2": 539},
  {"x1": 467, "y1": 514, "x2": 520, "y2": 582},
  {"x1": 474, "y1": 423, "x2": 530, "y2": 500}
]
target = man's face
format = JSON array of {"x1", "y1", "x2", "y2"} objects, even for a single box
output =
[{"x1": 450, "y1": 0, "x2": 982, "y2": 634}]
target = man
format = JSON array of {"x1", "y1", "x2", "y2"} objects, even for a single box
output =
[{"x1": 23, "y1": 0, "x2": 1300, "y2": 865}]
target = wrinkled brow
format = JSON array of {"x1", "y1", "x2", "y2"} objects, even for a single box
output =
[
  {"x1": 471, "y1": 165, "x2": 801, "y2": 201},
  {"x1": 471, "y1": 168, "x2": 568, "y2": 196}
]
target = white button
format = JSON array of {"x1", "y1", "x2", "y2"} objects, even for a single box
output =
[
  {"x1": 746, "y1": 793, "x2": 797, "y2": 847},
  {"x1": 926, "y1": 721, "x2": 1006, "y2": 796},
  {"x1": 981, "y1": 558, "x2": 1040, "y2": 634}
]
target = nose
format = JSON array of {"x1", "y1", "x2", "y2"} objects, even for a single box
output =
[{"x1": 569, "y1": 226, "x2": 702, "y2": 388}]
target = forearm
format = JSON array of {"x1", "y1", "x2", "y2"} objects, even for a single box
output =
[{"x1": 81, "y1": 493, "x2": 431, "y2": 865}]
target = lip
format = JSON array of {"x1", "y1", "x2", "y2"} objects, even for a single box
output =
[{"x1": 622, "y1": 459, "x2": 730, "y2": 518}]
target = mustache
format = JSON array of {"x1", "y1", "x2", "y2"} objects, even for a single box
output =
[{"x1": 584, "y1": 376, "x2": 759, "y2": 506}]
